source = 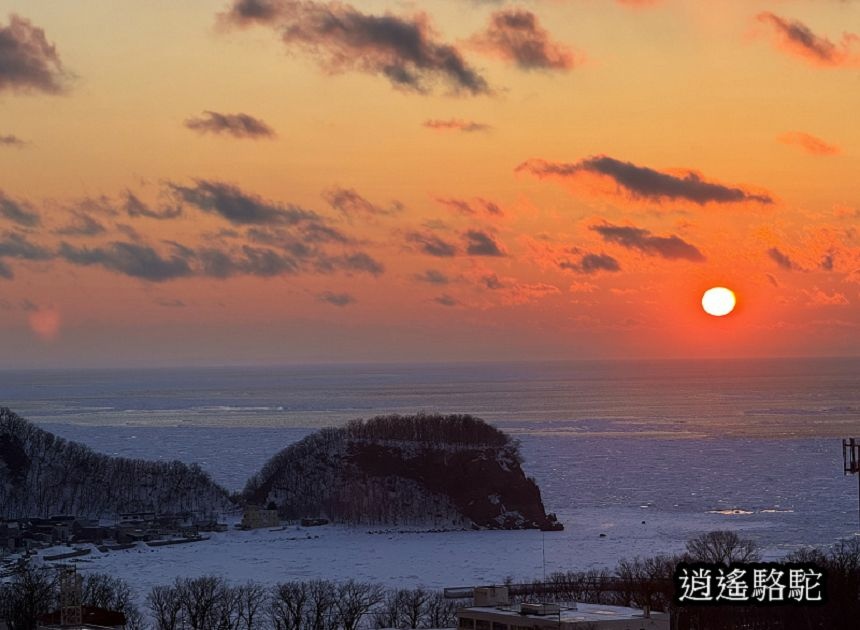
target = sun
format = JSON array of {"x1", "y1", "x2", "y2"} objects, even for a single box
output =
[{"x1": 701, "y1": 287, "x2": 736, "y2": 317}]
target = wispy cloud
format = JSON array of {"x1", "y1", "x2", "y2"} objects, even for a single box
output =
[
  {"x1": 324, "y1": 187, "x2": 403, "y2": 219},
  {"x1": 54, "y1": 211, "x2": 106, "y2": 237},
  {"x1": 0, "y1": 231, "x2": 51, "y2": 261},
  {"x1": 221, "y1": 0, "x2": 490, "y2": 95},
  {"x1": 414, "y1": 269, "x2": 450, "y2": 284},
  {"x1": 434, "y1": 293, "x2": 459, "y2": 307},
  {"x1": 767, "y1": 246, "x2": 799, "y2": 271},
  {"x1": 184, "y1": 111, "x2": 276, "y2": 139},
  {"x1": 518, "y1": 155, "x2": 773, "y2": 205},
  {"x1": 0, "y1": 134, "x2": 26, "y2": 148},
  {"x1": 778, "y1": 131, "x2": 840, "y2": 156},
  {"x1": 124, "y1": 191, "x2": 182, "y2": 220},
  {"x1": 406, "y1": 231, "x2": 458, "y2": 257},
  {"x1": 463, "y1": 229, "x2": 506, "y2": 256},
  {"x1": 560, "y1": 252, "x2": 621, "y2": 274},
  {"x1": 423, "y1": 119, "x2": 491, "y2": 133},
  {"x1": 591, "y1": 223, "x2": 705, "y2": 261},
  {"x1": 317, "y1": 291, "x2": 356, "y2": 306},
  {"x1": 58, "y1": 241, "x2": 194, "y2": 282},
  {"x1": 436, "y1": 197, "x2": 503, "y2": 217},
  {"x1": 472, "y1": 9, "x2": 578, "y2": 71},
  {"x1": 171, "y1": 180, "x2": 318, "y2": 226},
  {"x1": 0, "y1": 14, "x2": 69, "y2": 94},
  {"x1": 0, "y1": 191, "x2": 40, "y2": 227},
  {"x1": 757, "y1": 12, "x2": 860, "y2": 67}
]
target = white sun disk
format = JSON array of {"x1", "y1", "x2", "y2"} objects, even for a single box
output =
[{"x1": 702, "y1": 287, "x2": 736, "y2": 317}]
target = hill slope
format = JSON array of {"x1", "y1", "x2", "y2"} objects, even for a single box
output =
[
  {"x1": 0, "y1": 407, "x2": 233, "y2": 519},
  {"x1": 243, "y1": 414, "x2": 562, "y2": 530}
]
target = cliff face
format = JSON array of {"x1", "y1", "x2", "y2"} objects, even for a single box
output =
[
  {"x1": 0, "y1": 408, "x2": 233, "y2": 519},
  {"x1": 244, "y1": 414, "x2": 562, "y2": 530}
]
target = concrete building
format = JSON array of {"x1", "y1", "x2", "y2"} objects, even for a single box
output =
[
  {"x1": 458, "y1": 587, "x2": 668, "y2": 630},
  {"x1": 241, "y1": 505, "x2": 280, "y2": 530}
]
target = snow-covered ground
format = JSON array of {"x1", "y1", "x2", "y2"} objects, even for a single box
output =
[{"x1": 37, "y1": 505, "x2": 769, "y2": 594}]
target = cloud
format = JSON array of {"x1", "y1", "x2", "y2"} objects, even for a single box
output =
[
  {"x1": 804, "y1": 287, "x2": 848, "y2": 306},
  {"x1": 0, "y1": 259, "x2": 11, "y2": 279},
  {"x1": 414, "y1": 269, "x2": 450, "y2": 284},
  {"x1": 0, "y1": 231, "x2": 51, "y2": 260},
  {"x1": 406, "y1": 231, "x2": 458, "y2": 257},
  {"x1": 502, "y1": 281, "x2": 560, "y2": 305},
  {"x1": 591, "y1": 223, "x2": 705, "y2": 261},
  {"x1": 124, "y1": 191, "x2": 182, "y2": 220},
  {"x1": 436, "y1": 197, "x2": 503, "y2": 217},
  {"x1": 472, "y1": 9, "x2": 578, "y2": 71},
  {"x1": 171, "y1": 179, "x2": 318, "y2": 225},
  {"x1": 560, "y1": 252, "x2": 621, "y2": 274},
  {"x1": 0, "y1": 14, "x2": 69, "y2": 94},
  {"x1": 517, "y1": 155, "x2": 773, "y2": 205},
  {"x1": 54, "y1": 212, "x2": 106, "y2": 236},
  {"x1": 0, "y1": 134, "x2": 26, "y2": 147},
  {"x1": 317, "y1": 291, "x2": 355, "y2": 306},
  {"x1": 0, "y1": 191, "x2": 40, "y2": 227},
  {"x1": 58, "y1": 241, "x2": 194, "y2": 282},
  {"x1": 767, "y1": 246, "x2": 798, "y2": 271},
  {"x1": 221, "y1": 0, "x2": 490, "y2": 95},
  {"x1": 184, "y1": 111, "x2": 276, "y2": 139},
  {"x1": 481, "y1": 273, "x2": 504, "y2": 289},
  {"x1": 434, "y1": 293, "x2": 459, "y2": 306},
  {"x1": 199, "y1": 245, "x2": 303, "y2": 278},
  {"x1": 778, "y1": 131, "x2": 840, "y2": 156},
  {"x1": 337, "y1": 252, "x2": 384, "y2": 276},
  {"x1": 423, "y1": 119, "x2": 491, "y2": 133},
  {"x1": 464, "y1": 229, "x2": 506, "y2": 256},
  {"x1": 324, "y1": 187, "x2": 403, "y2": 218},
  {"x1": 757, "y1": 12, "x2": 860, "y2": 68}
]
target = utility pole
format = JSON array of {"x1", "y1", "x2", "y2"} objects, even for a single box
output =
[{"x1": 843, "y1": 438, "x2": 860, "y2": 531}]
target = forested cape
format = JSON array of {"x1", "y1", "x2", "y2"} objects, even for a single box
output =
[
  {"x1": 243, "y1": 414, "x2": 563, "y2": 530},
  {"x1": 0, "y1": 407, "x2": 232, "y2": 519},
  {"x1": 0, "y1": 409, "x2": 559, "y2": 529}
]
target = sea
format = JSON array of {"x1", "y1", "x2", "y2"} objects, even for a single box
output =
[{"x1": 2, "y1": 357, "x2": 859, "y2": 586}]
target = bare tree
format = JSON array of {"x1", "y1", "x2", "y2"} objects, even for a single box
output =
[
  {"x1": 0, "y1": 562, "x2": 56, "y2": 630},
  {"x1": 176, "y1": 576, "x2": 226, "y2": 630},
  {"x1": 235, "y1": 582, "x2": 268, "y2": 630},
  {"x1": 334, "y1": 580, "x2": 384, "y2": 630},
  {"x1": 148, "y1": 584, "x2": 182, "y2": 630},
  {"x1": 684, "y1": 530, "x2": 760, "y2": 565}
]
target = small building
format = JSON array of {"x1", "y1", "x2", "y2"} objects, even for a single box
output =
[
  {"x1": 458, "y1": 594, "x2": 668, "y2": 630},
  {"x1": 37, "y1": 605, "x2": 127, "y2": 629},
  {"x1": 241, "y1": 505, "x2": 280, "y2": 530}
]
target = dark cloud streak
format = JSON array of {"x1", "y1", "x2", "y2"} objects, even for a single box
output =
[
  {"x1": 591, "y1": 223, "x2": 705, "y2": 261},
  {"x1": 518, "y1": 155, "x2": 773, "y2": 205},
  {"x1": 221, "y1": 0, "x2": 490, "y2": 95},
  {"x1": 184, "y1": 111, "x2": 275, "y2": 139}
]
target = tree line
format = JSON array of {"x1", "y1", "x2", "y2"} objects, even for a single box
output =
[
  {"x1": 0, "y1": 408, "x2": 233, "y2": 519},
  {"x1": 2, "y1": 530, "x2": 857, "y2": 629}
]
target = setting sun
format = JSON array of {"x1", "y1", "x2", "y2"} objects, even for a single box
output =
[{"x1": 702, "y1": 287, "x2": 737, "y2": 317}]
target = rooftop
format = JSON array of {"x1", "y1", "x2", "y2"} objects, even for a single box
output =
[{"x1": 462, "y1": 602, "x2": 666, "y2": 624}]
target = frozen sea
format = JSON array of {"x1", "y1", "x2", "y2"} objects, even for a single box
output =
[{"x1": 3, "y1": 357, "x2": 860, "y2": 590}]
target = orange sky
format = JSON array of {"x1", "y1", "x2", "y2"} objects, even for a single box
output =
[{"x1": 1, "y1": 0, "x2": 858, "y2": 367}]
